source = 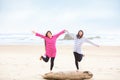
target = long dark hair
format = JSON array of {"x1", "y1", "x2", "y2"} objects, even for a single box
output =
[
  {"x1": 44, "y1": 31, "x2": 52, "y2": 48},
  {"x1": 76, "y1": 30, "x2": 84, "y2": 39}
]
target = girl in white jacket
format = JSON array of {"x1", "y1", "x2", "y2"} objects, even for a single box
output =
[{"x1": 68, "y1": 30, "x2": 99, "y2": 71}]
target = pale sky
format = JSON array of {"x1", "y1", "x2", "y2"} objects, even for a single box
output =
[{"x1": 0, "y1": 0, "x2": 120, "y2": 34}]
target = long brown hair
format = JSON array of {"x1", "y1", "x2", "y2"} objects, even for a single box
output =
[
  {"x1": 44, "y1": 31, "x2": 52, "y2": 48},
  {"x1": 76, "y1": 30, "x2": 84, "y2": 39}
]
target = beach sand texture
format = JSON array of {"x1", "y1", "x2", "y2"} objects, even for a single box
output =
[{"x1": 0, "y1": 45, "x2": 120, "y2": 80}]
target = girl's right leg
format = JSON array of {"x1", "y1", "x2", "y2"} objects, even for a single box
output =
[
  {"x1": 42, "y1": 56, "x2": 49, "y2": 62},
  {"x1": 73, "y1": 52, "x2": 79, "y2": 70}
]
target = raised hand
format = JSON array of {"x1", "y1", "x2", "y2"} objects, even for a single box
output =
[
  {"x1": 64, "y1": 30, "x2": 69, "y2": 33},
  {"x1": 32, "y1": 31, "x2": 36, "y2": 34}
]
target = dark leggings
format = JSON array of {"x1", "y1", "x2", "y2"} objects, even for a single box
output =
[
  {"x1": 73, "y1": 52, "x2": 83, "y2": 70},
  {"x1": 42, "y1": 56, "x2": 55, "y2": 71}
]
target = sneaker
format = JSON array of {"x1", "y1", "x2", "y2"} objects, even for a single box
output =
[
  {"x1": 50, "y1": 70, "x2": 53, "y2": 73},
  {"x1": 76, "y1": 70, "x2": 79, "y2": 72}
]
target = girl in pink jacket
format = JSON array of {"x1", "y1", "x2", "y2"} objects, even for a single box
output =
[{"x1": 32, "y1": 30, "x2": 66, "y2": 71}]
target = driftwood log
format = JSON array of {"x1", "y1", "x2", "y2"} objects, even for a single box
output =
[{"x1": 43, "y1": 71, "x2": 93, "y2": 80}]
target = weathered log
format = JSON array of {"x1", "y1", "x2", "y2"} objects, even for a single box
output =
[{"x1": 43, "y1": 71, "x2": 93, "y2": 80}]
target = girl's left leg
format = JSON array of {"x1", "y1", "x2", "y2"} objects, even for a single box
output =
[
  {"x1": 73, "y1": 52, "x2": 83, "y2": 70},
  {"x1": 50, "y1": 57, "x2": 55, "y2": 71}
]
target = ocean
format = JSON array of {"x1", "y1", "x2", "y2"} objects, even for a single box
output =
[{"x1": 0, "y1": 33, "x2": 120, "y2": 46}]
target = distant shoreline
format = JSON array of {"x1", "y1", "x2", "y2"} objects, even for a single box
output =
[{"x1": 0, "y1": 33, "x2": 120, "y2": 46}]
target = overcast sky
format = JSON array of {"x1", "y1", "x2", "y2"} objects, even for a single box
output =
[{"x1": 0, "y1": 0, "x2": 120, "y2": 34}]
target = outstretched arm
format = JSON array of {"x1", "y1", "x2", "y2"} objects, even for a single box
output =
[
  {"x1": 32, "y1": 31, "x2": 46, "y2": 39},
  {"x1": 85, "y1": 38, "x2": 99, "y2": 47},
  {"x1": 54, "y1": 30, "x2": 67, "y2": 38}
]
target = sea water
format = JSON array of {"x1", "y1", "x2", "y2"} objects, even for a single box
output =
[{"x1": 0, "y1": 33, "x2": 120, "y2": 46}]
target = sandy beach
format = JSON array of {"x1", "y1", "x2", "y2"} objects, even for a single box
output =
[{"x1": 0, "y1": 45, "x2": 120, "y2": 80}]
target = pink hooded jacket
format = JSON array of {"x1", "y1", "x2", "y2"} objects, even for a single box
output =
[{"x1": 35, "y1": 30, "x2": 65, "y2": 57}]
